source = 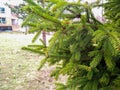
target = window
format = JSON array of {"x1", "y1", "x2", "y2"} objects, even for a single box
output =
[
  {"x1": 0, "y1": 26, "x2": 12, "y2": 31},
  {"x1": 0, "y1": 7, "x2": 5, "y2": 13},
  {"x1": 0, "y1": 18, "x2": 6, "y2": 24}
]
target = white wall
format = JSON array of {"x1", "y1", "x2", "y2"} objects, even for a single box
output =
[{"x1": 0, "y1": 3, "x2": 12, "y2": 25}]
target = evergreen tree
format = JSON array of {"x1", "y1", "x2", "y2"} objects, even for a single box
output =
[
  {"x1": 22, "y1": 0, "x2": 120, "y2": 90},
  {"x1": 104, "y1": 0, "x2": 120, "y2": 26}
]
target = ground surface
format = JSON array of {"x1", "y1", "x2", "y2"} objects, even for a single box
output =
[{"x1": 0, "y1": 32, "x2": 55, "y2": 90}]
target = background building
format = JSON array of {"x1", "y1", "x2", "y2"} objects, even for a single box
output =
[{"x1": 0, "y1": 0, "x2": 22, "y2": 31}]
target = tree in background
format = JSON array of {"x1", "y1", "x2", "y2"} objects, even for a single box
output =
[
  {"x1": 6, "y1": 3, "x2": 26, "y2": 20},
  {"x1": 22, "y1": 0, "x2": 120, "y2": 90},
  {"x1": 6, "y1": 3, "x2": 29, "y2": 33}
]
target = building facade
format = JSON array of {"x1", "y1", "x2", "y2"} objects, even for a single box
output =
[{"x1": 0, "y1": 3, "x2": 20, "y2": 31}]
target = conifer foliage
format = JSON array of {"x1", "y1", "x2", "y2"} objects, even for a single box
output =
[
  {"x1": 104, "y1": 0, "x2": 120, "y2": 26},
  {"x1": 22, "y1": 0, "x2": 120, "y2": 90}
]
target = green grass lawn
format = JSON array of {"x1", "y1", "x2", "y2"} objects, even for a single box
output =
[{"x1": 0, "y1": 32, "x2": 55, "y2": 90}]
